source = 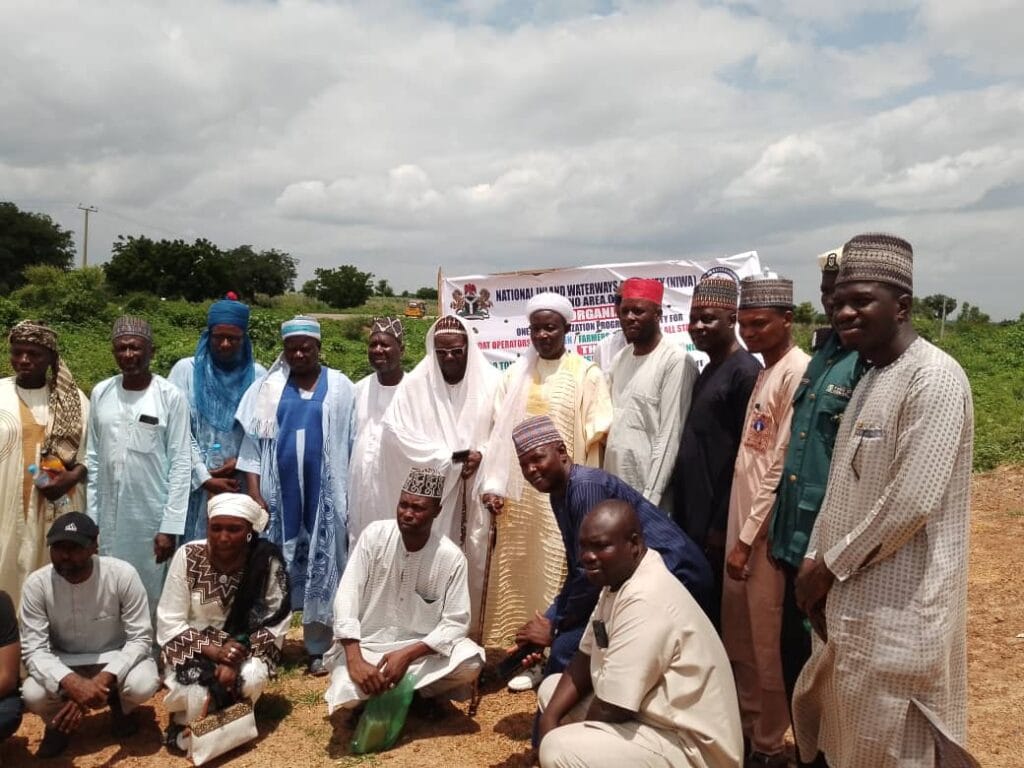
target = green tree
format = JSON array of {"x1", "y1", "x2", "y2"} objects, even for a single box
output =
[
  {"x1": 374, "y1": 278, "x2": 394, "y2": 297},
  {"x1": 957, "y1": 302, "x2": 990, "y2": 325},
  {"x1": 13, "y1": 265, "x2": 109, "y2": 324},
  {"x1": 308, "y1": 265, "x2": 374, "y2": 308},
  {"x1": 0, "y1": 202, "x2": 76, "y2": 292},
  {"x1": 228, "y1": 246, "x2": 297, "y2": 298},
  {"x1": 921, "y1": 294, "x2": 959, "y2": 320},
  {"x1": 793, "y1": 301, "x2": 815, "y2": 324},
  {"x1": 105, "y1": 235, "x2": 232, "y2": 301},
  {"x1": 415, "y1": 286, "x2": 438, "y2": 300}
]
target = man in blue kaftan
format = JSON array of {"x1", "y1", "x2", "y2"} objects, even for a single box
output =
[
  {"x1": 236, "y1": 315, "x2": 355, "y2": 675},
  {"x1": 168, "y1": 296, "x2": 266, "y2": 541}
]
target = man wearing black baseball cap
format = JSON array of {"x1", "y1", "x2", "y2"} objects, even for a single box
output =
[{"x1": 19, "y1": 512, "x2": 160, "y2": 757}]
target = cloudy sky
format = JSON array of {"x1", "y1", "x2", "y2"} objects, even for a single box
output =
[{"x1": 3, "y1": 0, "x2": 1021, "y2": 317}]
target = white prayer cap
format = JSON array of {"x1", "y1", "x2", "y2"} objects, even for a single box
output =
[
  {"x1": 526, "y1": 292, "x2": 574, "y2": 324},
  {"x1": 207, "y1": 493, "x2": 269, "y2": 533}
]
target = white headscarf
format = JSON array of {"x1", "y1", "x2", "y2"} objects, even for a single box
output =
[{"x1": 207, "y1": 492, "x2": 269, "y2": 533}]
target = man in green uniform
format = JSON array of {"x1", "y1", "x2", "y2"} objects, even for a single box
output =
[{"x1": 767, "y1": 248, "x2": 866, "y2": 768}]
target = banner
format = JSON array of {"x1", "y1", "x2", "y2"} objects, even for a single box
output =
[{"x1": 440, "y1": 252, "x2": 762, "y2": 370}]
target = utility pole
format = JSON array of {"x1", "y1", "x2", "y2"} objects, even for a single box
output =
[
  {"x1": 939, "y1": 295, "x2": 948, "y2": 340},
  {"x1": 77, "y1": 204, "x2": 98, "y2": 267}
]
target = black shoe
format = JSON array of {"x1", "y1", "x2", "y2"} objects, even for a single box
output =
[
  {"x1": 36, "y1": 728, "x2": 70, "y2": 759},
  {"x1": 164, "y1": 723, "x2": 186, "y2": 755},
  {"x1": 746, "y1": 752, "x2": 789, "y2": 768}
]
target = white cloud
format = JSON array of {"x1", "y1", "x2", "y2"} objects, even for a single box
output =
[{"x1": 1, "y1": 0, "x2": 1022, "y2": 317}]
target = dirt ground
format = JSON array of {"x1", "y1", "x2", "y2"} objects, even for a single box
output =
[{"x1": 3, "y1": 466, "x2": 1022, "y2": 767}]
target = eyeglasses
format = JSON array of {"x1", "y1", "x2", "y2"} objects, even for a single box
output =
[{"x1": 435, "y1": 347, "x2": 467, "y2": 360}]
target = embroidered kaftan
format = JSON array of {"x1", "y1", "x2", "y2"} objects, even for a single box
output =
[{"x1": 793, "y1": 338, "x2": 973, "y2": 768}]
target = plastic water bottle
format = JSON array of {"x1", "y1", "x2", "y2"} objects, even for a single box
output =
[
  {"x1": 27, "y1": 464, "x2": 51, "y2": 489},
  {"x1": 207, "y1": 443, "x2": 225, "y2": 471}
]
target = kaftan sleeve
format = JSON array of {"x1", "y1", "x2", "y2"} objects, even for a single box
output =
[
  {"x1": 159, "y1": 386, "x2": 192, "y2": 536},
  {"x1": 579, "y1": 362, "x2": 613, "y2": 468},
  {"x1": 645, "y1": 353, "x2": 696, "y2": 506},
  {"x1": 739, "y1": 362, "x2": 803, "y2": 545},
  {"x1": 420, "y1": 551, "x2": 472, "y2": 657},
  {"x1": 333, "y1": 527, "x2": 372, "y2": 640},
  {"x1": 155, "y1": 545, "x2": 210, "y2": 670},
  {"x1": 234, "y1": 380, "x2": 262, "y2": 475},
  {"x1": 85, "y1": 386, "x2": 103, "y2": 522},
  {"x1": 20, "y1": 573, "x2": 73, "y2": 695},
  {"x1": 101, "y1": 564, "x2": 153, "y2": 682},
  {"x1": 824, "y1": 366, "x2": 970, "y2": 581},
  {"x1": 168, "y1": 359, "x2": 211, "y2": 490}
]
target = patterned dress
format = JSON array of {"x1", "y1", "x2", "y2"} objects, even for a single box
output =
[
  {"x1": 156, "y1": 541, "x2": 291, "y2": 725},
  {"x1": 793, "y1": 338, "x2": 974, "y2": 767}
]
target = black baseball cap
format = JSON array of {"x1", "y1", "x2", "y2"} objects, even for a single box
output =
[{"x1": 46, "y1": 512, "x2": 99, "y2": 548}]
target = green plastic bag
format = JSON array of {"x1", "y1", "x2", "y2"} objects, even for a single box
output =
[{"x1": 350, "y1": 674, "x2": 416, "y2": 754}]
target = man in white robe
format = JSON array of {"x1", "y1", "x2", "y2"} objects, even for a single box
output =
[
  {"x1": 21, "y1": 512, "x2": 160, "y2": 758},
  {"x1": 793, "y1": 234, "x2": 976, "y2": 768},
  {"x1": 87, "y1": 316, "x2": 191, "y2": 612},
  {"x1": 325, "y1": 468, "x2": 484, "y2": 717},
  {"x1": 0, "y1": 321, "x2": 89, "y2": 608},
  {"x1": 379, "y1": 315, "x2": 500, "y2": 626},
  {"x1": 347, "y1": 316, "x2": 406, "y2": 548},
  {"x1": 236, "y1": 315, "x2": 355, "y2": 674},
  {"x1": 606, "y1": 278, "x2": 697, "y2": 514}
]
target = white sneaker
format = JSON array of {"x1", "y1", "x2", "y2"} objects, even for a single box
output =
[{"x1": 507, "y1": 664, "x2": 545, "y2": 692}]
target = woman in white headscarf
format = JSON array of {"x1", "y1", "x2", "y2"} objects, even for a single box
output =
[
  {"x1": 478, "y1": 293, "x2": 612, "y2": 651},
  {"x1": 156, "y1": 493, "x2": 291, "y2": 753}
]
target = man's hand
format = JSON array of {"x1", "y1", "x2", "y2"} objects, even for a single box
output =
[
  {"x1": 377, "y1": 648, "x2": 417, "y2": 688},
  {"x1": 214, "y1": 663, "x2": 238, "y2": 689},
  {"x1": 208, "y1": 457, "x2": 237, "y2": 478},
  {"x1": 515, "y1": 611, "x2": 554, "y2": 649},
  {"x1": 60, "y1": 672, "x2": 110, "y2": 709},
  {"x1": 481, "y1": 493, "x2": 505, "y2": 515},
  {"x1": 38, "y1": 465, "x2": 85, "y2": 502},
  {"x1": 153, "y1": 533, "x2": 176, "y2": 564},
  {"x1": 536, "y1": 709, "x2": 561, "y2": 746},
  {"x1": 203, "y1": 477, "x2": 240, "y2": 496},
  {"x1": 725, "y1": 541, "x2": 752, "y2": 581},
  {"x1": 795, "y1": 555, "x2": 835, "y2": 642},
  {"x1": 50, "y1": 700, "x2": 84, "y2": 733},
  {"x1": 460, "y1": 450, "x2": 482, "y2": 479},
  {"x1": 349, "y1": 656, "x2": 388, "y2": 696}
]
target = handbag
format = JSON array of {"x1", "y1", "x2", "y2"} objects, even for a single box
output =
[{"x1": 188, "y1": 699, "x2": 259, "y2": 766}]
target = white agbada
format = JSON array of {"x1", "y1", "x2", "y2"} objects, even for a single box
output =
[
  {"x1": 347, "y1": 374, "x2": 403, "y2": 549},
  {"x1": 324, "y1": 520, "x2": 484, "y2": 712},
  {"x1": 379, "y1": 317, "x2": 500, "y2": 625}
]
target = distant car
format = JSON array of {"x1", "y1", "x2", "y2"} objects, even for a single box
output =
[{"x1": 404, "y1": 300, "x2": 427, "y2": 318}]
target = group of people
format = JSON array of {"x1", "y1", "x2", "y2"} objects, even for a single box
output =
[{"x1": 0, "y1": 230, "x2": 974, "y2": 768}]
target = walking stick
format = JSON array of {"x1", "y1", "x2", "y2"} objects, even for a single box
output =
[{"x1": 461, "y1": 478, "x2": 497, "y2": 717}]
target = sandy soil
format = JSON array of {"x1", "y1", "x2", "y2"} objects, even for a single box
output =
[{"x1": 4, "y1": 466, "x2": 1022, "y2": 767}]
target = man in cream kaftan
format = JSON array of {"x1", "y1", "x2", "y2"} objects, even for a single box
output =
[
  {"x1": 324, "y1": 519, "x2": 484, "y2": 712},
  {"x1": 793, "y1": 234, "x2": 974, "y2": 768},
  {"x1": 721, "y1": 278, "x2": 809, "y2": 762},
  {"x1": 479, "y1": 293, "x2": 612, "y2": 646},
  {"x1": 0, "y1": 322, "x2": 89, "y2": 608}
]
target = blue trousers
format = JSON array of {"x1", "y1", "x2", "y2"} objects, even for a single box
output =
[{"x1": 0, "y1": 692, "x2": 22, "y2": 740}]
